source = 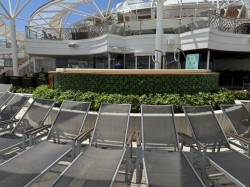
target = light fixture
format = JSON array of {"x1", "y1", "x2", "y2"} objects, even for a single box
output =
[
  {"x1": 68, "y1": 43, "x2": 78, "y2": 47},
  {"x1": 109, "y1": 45, "x2": 133, "y2": 51}
]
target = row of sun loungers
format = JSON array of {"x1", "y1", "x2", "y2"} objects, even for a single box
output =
[{"x1": 0, "y1": 83, "x2": 250, "y2": 186}]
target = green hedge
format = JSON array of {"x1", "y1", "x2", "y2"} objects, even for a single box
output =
[
  {"x1": 9, "y1": 86, "x2": 35, "y2": 94},
  {"x1": 30, "y1": 85, "x2": 236, "y2": 113},
  {"x1": 11, "y1": 85, "x2": 249, "y2": 113}
]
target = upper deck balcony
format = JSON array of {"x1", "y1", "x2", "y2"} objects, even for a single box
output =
[{"x1": 26, "y1": 10, "x2": 250, "y2": 41}]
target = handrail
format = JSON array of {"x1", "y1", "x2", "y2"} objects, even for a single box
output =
[
  {"x1": 151, "y1": 48, "x2": 185, "y2": 69},
  {"x1": 152, "y1": 49, "x2": 165, "y2": 69}
]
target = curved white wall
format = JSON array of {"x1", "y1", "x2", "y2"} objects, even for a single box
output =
[
  {"x1": 24, "y1": 28, "x2": 250, "y2": 56},
  {"x1": 180, "y1": 28, "x2": 250, "y2": 52},
  {"x1": 24, "y1": 34, "x2": 179, "y2": 55}
]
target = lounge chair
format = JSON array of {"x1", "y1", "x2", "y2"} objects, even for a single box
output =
[
  {"x1": 188, "y1": 22, "x2": 199, "y2": 31},
  {"x1": 119, "y1": 26, "x2": 125, "y2": 36},
  {"x1": 109, "y1": 25, "x2": 117, "y2": 34},
  {"x1": 0, "y1": 98, "x2": 56, "y2": 154},
  {"x1": 0, "y1": 84, "x2": 12, "y2": 94},
  {"x1": 0, "y1": 94, "x2": 30, "y2": 131},
  {"x1": 180, "y1": 25, "x2": 189, "y2": 33},
  {"x1": 136, "y1": 105, "x2": 205, "y2": 187},
  {"x1": 51, "y1": 103, "x2": 132, "y2": 187},
  {"x1": 220, "y1": 104, "x2": 250, "y2": 155},
  {"x1": 183, "y1": 105, "x2": 250, "y2": 187},
  {"x1": 0, "y1": 100, "x2": 91, "y2": 186},
  {"x1": 196, "y1": 19, "x2": 207, "y2": 29}
]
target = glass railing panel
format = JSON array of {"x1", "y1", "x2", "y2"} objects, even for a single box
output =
[
  {"x1": 140, "y1": 19, "x2": 156, "y2": 35},
  {"x1": 108, "y1": 21, "x2": 125, "y2": 36},
  {"x1": 209, "y1": 13, "x2": 221, "y2": 31},
  {"x1": 236, "y1": 19, "x2": 250, "y2": 34},
  {"x1": 180, "y1": 17, "x2": 192, "y2": 33},
  {"x1": 220, "y1": 17, "x2": 236, "y2": 33},
  {"x1": 163, "y1": 19, "x2": 180, "y2": 34},
  {"x1": 124, "y1": 21, "x2": 141, "y2": 36}
]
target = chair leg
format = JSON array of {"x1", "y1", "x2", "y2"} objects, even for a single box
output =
[
  {"x1": 136, "y1": 146, "x2": 141, "y2": 183},
  {"x1": 72, "y1": 140, "x2": 76, "y2": 160},
  {"x1": 29, "y1": 135, "x2": 33, "y2": 147},
  {"x1": 202, "y1": 148, "x2": 207, "y2": 182},
  {"x1": 125, "y1": 145, "x2": 129, "y2": 183},
  {"x1": 76, "y1": 141, "x2": 81, "y2": 156},
  {"x1": 247, "y1": 144, "x2": 250, "y2": 157},
  {"x1": 22, "y1": 135, "x2": 27, "y2": 149}
]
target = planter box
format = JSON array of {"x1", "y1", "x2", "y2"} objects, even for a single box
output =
[{"x1": 238, "y1": 100, "x2": 250, "y2": 112}]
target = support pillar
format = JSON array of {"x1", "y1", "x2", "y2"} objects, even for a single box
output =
[
  {"x1": 10, "y1": 18, "x2": 18, "y2": 76},
  {"x1": 154, "y1": 0, "x2": 165, "y2": 69},
  {"x1": 207, "y1": 50, "x2": 210, "y2": 70}
]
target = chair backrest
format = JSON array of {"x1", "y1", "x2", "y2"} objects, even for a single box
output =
[
  {"x1": 119, "y1": 27, "x2": 125, "y2": 36},
  {"x1": 242, "y1": 77, "x2": 250, "y2": 84},
  {"x1": 196, "y1": 19, "x2": 207, "y2": 28},
  {"x1": 188, "y1": 23, "x2": 197, "y2": 30},
  {"x1": 183, "y1": 105, "x2": 230, "y2": 150},
  {"x1": 180, "y1": 25, "x2": 189, "y2": 33},
  {"x1": 42, "y1": 30, "x2": 49, "y2": 39},
  {"x1": 47, "y1": 100, "x2": 91, "y2": 143},
  {"x1": 11, "y1": 98, "x2": 56, "y2": 134},
  {"x1": 91, "y1": 103, "x2": 131, "y2": 149},
  {"x1": 0, "y1": 92, "x2": 13, "y2": 109},
  {"x1": 0, "y1": 95, "x2": 29, "y2": 122},
  {"x1": 0, "y1": 84, "x2": 12, "y2": 93},
  {"x1": 141, "y1": 105, "x2": 179, "y2": 150},
  {"x1": 220, "y1": 104, "x2": 250, "y2": 138},
  {"x1": 109, "y1": 25, "x2": 117, "y2": 34},
  {"x1": 173, "y1": 27, "x2": 180, "y2": 34}
]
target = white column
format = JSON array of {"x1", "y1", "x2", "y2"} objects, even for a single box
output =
[
  {"x1": 216, "y1": 0, "x2": 220, "y2": 14},
  {"x1": 108, "y1": 53, "x2": 111, "y2": 69},
  {"x1": 10, "y1": 18, "x2": 18, "y2": 76},
  {"x1": 155, "y1": 0, "x2": 165, "y2": 69},
  {"x1": 207, "y1": 50, "x2": 210, "y2": 70}
]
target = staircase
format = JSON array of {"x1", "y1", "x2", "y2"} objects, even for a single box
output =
[{"x1": 0, "y1": 55, "x2": 29, "y2": 75}]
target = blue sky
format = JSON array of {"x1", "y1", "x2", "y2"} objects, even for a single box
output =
[{"x1": 0, "y1": 0, "x2": 123, "y2": 33}]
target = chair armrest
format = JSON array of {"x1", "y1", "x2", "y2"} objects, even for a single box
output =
[
  {"x1": 74, "y1": 128, "x2": 94, "y2": 141},
  {"x1": 178, "y1": 132, "x2": 206, "y2": 149},
  {"x1": 135, "y1": 131, "x2": 141, "y2": 146},
  {"x1": 23, "y1": 124, "x2": 51, "y2": 134},
  {"x1": 226, "y1": 132, "x2": 250, "y2": 144},
  {"x1": 0, "y1": 119, "x2": 19, "y2": 126},
  {"x1": 126, "y1": 131, "x2": 135, "y2": 146},
  {"x1": 178, "y1": 132, "x2": 193, "y2": 147},
  {"x1": 24, "y1": 124, "x2": 52, "y2": 135}
]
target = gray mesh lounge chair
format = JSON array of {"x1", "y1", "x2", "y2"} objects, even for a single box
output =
[
  {"x1": 188, "y1": 22, "x2": 199, "y2": 31},
  {"x1": 196, "y1": 19, "x2": 207, "y2": 29},
  {"x1": 0, "y1": 94, "x2": 30, "y2": 131},
  {"x1": 137, "y1": 105, "x2": 205, "y2": 187},
  {"x1": 183, "y1": 105, "x2": 250, "y2": 187},
  {"x1": 180, "y1": 25, "x2": 189, "y2": 33},
  {"x1": 0, "y1": 98, "x2": 56, "y2": 154},
  {"x1": 0, "y1": 84, "x2": 12, "y2": 94},
  {"x1": 0, "y1": 100, "x2": 91, "y2": 187},
  {"x1": 51, "y1": 103, "x2": 131, "y2": 187},
  {"x1": 109, "y1": 25, "x2": 117, "y2": 34},
  {"x1": 220, "y1": 104, "x2": 250, "y2": 155}
]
